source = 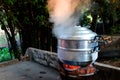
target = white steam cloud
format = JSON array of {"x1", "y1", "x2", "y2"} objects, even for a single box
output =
[{"x1": 48, "y1": 0, "x2": 91, "y2": 38}]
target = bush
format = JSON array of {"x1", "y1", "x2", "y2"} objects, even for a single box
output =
[
  {"x1": 0, "y1": 47, "x2": 14, "y2": 62},
  {"x1": 110, "y1": 24, "x2": 120, "y2": 34}
]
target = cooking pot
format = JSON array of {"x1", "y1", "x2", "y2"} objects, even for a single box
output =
[{"x1": 58, "y1": 26, "x2": 100, "y2": 67}]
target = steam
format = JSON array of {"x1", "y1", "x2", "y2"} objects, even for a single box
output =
[{"x1": 47, "y1": 0, "x2": 91, "y2": 38}]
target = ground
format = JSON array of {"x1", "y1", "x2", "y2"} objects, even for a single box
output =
[
  {"x1": 0, "y1": 61, "x2": 59, "y2": 80},
  {"x1": 0, "y1": 59, "x2": 120, "y2": 80},
  {"x1": 97, "y1": 35, "x2": 120, "y2": 67},
  {"x1": 98, "y1": 58, "x2": 120, "y2": 67}
]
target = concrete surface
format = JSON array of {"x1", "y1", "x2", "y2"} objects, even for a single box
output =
[
  {"x1": 0, "y1": 61, "x2": 59, "y2": 80},
  {"x1": 1, "y1": 47, "x2": 120, "y2": 80}
]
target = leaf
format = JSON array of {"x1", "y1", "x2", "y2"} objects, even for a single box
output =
[
  {"x1": 6, "y1": 0, "x2": 15, "y2": 5},
  {"x1": 35, "y1": 0, "x2": 38, "y2": 3},
  {"x1": 110, "y1": 0, "x2": 116, "y2": 3},
  {"x1": 41, "y1": 0, "x2": 45, "y2": 3}
]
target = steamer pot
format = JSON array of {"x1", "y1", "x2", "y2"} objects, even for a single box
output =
[{"x1": 58, "y1": 26, "x2": 100, "y2": 66}]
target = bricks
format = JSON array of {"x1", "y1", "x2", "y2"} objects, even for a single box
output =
[{"x1": 25, "y1": 47, "x2": 58, "y2": 69}]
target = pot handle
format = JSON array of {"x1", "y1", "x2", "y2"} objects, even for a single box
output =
[
  {"x1": 93, "y1": 35, "x2": 103, "y2": 41},
  {"x1": 93, "y1": 35, "x2": 108, "y2": 45},
  {"x1": 92, "y1": 46, "x2": 100, "y2": 52}
]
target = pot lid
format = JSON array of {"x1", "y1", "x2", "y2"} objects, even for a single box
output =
[{"x1": 60, "y1": 26, "x2": 97, "y2": 40}]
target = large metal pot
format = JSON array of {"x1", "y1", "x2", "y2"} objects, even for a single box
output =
[{"x1": 58, "y1": 26, "x2": 100, "y2": 67}]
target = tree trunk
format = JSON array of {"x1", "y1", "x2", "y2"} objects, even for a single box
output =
[
  {"x1": 90, "y1": 14, "x2": 98, "y2": 32},
  {"x1": 1, "y1": 23, "x2": 20, "y2": 60}
]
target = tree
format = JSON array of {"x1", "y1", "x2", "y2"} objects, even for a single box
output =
[
  {"x1": 90, "y1": 0, "x2": 120, "y2": 34},
  {"x1": 0, "y1": 0, "x2": 20, "y2": 59},
  {"x1": 14, "y1": 0, "x2": 53, "y2": 53},
  {"x1": 0, "y1": 0, "x2": 55, "y2": 59}
]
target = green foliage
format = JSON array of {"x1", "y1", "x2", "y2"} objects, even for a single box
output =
[
  {"x1": 0, "y1": 48, "x2": 14, "y2": 62},
  {"x1": 18, "y1": 0, "x2": 49, "y2": 27},
  {"x1": 0, "y1": 10, "x2": 8, "y2": 26},
  {"x1": 110, "y1": 24, "x2": 120, "y2": 34},
  {"x1": 3, "y1": 0, "x2": 15, "y2": 5},
  {"x1": 81, "y1": 11, "x2": 92, "y2": 27},
  {"x1": 90, "y1": 0, "x2": 120, "y2": 34}
]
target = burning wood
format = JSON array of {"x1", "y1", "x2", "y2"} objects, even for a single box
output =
[{"x1": 58, "y1": 60, "x2": 96, "y2": 77}]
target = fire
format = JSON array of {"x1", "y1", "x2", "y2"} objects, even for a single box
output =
[
  {"x1": 63, "y1": 64, "x2": 96, "y2": 75},
  {"x1": 63, "y1": 64, "x2": 80, "y2": 70}
]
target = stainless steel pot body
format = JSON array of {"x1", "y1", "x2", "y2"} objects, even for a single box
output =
[
  {"x1": 58, "y1": 39, "x2": 99, "y2": 66},
  {"x1": 58, "y1": 39, "x2": 98, "y2": 51},
  {"x1": 57, "y1": 26, "x2": 99, "y2": 66}
]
